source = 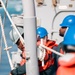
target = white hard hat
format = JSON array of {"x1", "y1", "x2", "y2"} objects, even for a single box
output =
[{"x1": 9, "y1": 27, "x2": 24, "y2": 43}]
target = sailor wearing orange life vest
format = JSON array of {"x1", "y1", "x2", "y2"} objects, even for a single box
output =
[
  {"x1": 57, "y1": 15, "x2": 75, "y2": 55},
  {"x1": 55, "y1": 15, "x2": 75, "y2": 68},
  {"x1": 37, "y1": 27, "x2": 58, "y2": 75},
  {"x1": 56, "y1": 25, "x2": 75, "y2": 75}
]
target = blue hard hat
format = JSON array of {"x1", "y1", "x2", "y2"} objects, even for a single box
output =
[
  {"x1": 37, "y1": 27, "x2": 48, "y2": 38},
  {"x1": 60, "y1": 15, "x2": 75, "y2": 27},
  {"x1": 63, "y1": 25, "x2": 75, "y2": 45}
]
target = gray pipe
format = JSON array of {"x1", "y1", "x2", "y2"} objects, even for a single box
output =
[{"x1": 22, "y1": 0, "x2": 39, "y2": 75}]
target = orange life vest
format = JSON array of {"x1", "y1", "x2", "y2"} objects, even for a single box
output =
[
  {"x1": 20, "y1": 40, "x2": 58, "y2": 71},
  {"x1": 38, "y1": 40, "x2": 58, "y2": 72},
  {"x1": 56, "y1": 53, "x2": 75, "y2": 75}
]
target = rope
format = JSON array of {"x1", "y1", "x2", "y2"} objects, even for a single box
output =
[
  {"x1": 0, "y1": 37, "x2": 2, "y2": 62},
  {"x1": 0, "y1": 15, "x2": 14, "y2": 70},
  {"x1": 3, "y1": 0, "x2": 8, "y2": 25},
  {"x1": 0, "y1": 0, "x2": 8, "y2": 63},
  {"x1": 40, "y1": 44, "x2": 64, "y2": 56},
  {"x1": 0, "y1": 0, "x2": 25, "y2": 69}
]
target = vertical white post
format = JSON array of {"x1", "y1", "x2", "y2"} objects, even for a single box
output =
[{"x1": 22, "y1": 0, "x2": 39, "y2": 75}]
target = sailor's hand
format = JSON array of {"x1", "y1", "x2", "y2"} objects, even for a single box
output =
[{"x1": 9, "y1": 73, "x2": 12, "y2": 75}]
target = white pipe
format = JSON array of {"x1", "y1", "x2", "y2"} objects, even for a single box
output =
[
  {"x1": 0, "y1": 15, "x2": 14, "y2": 70},
  {"x1": 40, "y1": 44, "x2": 64, "y2": 56},
  {"x1": 0, "y1": 0, "x2": 24, "y2": 43}
]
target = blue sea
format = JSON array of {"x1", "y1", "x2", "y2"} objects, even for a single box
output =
[{"x1": 0, "y1": 1, "x2": 23, "y2": 75}]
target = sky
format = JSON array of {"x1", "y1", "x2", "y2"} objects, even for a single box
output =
[{"x1": 0, "y1": 0, "x2": 23, "y2": 75}]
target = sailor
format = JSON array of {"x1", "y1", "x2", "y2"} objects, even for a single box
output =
[
  {"x1": 57, "y1": 15, "x2": 75, "y2": 55},
  {"x1": 9, "y1": 26, "x2": 26, "y2": 75},
  {"x1": 37, "y1": 27, "x2": 58, "y2": 75},
  {"x1": 56, "y1": 25, "x2": 75, "y2": 75},
  {"x1": 55, "y1": 15, "x2": 75, "y2": 66}
]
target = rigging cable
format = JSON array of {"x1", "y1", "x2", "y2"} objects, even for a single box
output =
[
  {"x1": 0, "y1": 15, "x2": 14, "y2": 70},
  {"x1": 0, "y1": 0, "x2": 14, "y2": 70},
  {"x1": 3, "y1": 0, "x2": 8, "y2": 24},
  {"x1": 0, "y1": 35, "x2": 2, "y2": 62},
  {"x1": 0, "y1": 0, "x2": 8, "y2": 63},
  {"x1": 0, "y1": 0, "x2": 25, "y2": 69}
]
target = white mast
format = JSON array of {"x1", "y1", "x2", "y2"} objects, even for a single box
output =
[{"x1": 22, "y1": 0, "x2": 39, "y2": 75}]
